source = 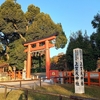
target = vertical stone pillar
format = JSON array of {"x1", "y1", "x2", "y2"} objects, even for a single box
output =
[{"x1": 73, "y1": 48, "x2": 84, "y2": 94}]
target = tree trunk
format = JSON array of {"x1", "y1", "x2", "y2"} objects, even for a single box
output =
[
  {"x1": 5, "y1": 46, "x2": 9, "y2": 60},
  {"x1": 14, "y1": 23, "x2": 26, "y2": 42},
  {"x1": 19, "y1": 33, "x2": 26, "y2": 42}
]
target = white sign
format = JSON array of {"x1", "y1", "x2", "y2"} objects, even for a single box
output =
[{"x1": 73, "y1": 48, "x2": 85, "y2": 94}]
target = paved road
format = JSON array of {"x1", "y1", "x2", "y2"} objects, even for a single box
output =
[{"x1": 0, "y1": 79, "x2": 52, "y2": 93}]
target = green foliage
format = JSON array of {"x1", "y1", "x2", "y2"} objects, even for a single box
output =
[
  {"x1": 56, "y1": 54, "x2": 67, "y2": 70},
  {"x1": 31, "y1": 54, "x2": 46, "y2": 72},
  {"x1": 91, "y1": 13, "x2": 100, "y2": 57},
  {"x1": 66, "y1": 30, "x2": 96, "y2": 70},
  {"x1": 26, "y1": 13, "x2": 57, "y2": 40},
  {"x1": 0, "y1": 0, "x2": 26, "y2": 35},
  {"x1": 25, "y1": 4, "x2": 40, "y2": 24},
  {"x1": 55, "y1": 25, "x2": 67, "y2": 49},
  {"x1": 50, "y1": 53, "x2": 67, "y2": 70},
  {"x1": 66, "y1": 13, "x2": 100, "y2": 71},
  {"x1": 26, "y1": 13, "x2": 67, "y2": 49},
  {"x1": 0, "y1": 44, "x2": 5, "y2": 62},
  {"x1": 90, "y1": 13, "x2": 100, "y2": 70},
  {"x1": 8, "y1": 39, "x2": 26, "y2": 70},
  {"x1": 0, "y1": 0, "x2": 67, "y2": 70},
  {"x1": 0, "y1": 44, "x2": 3, "y2": 52}
]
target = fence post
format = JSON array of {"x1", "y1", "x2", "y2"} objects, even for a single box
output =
[
  {"x1": 33, "y1": 82, "x2": 36, "y2": 90},
  {"x1": 53, "y1": 77, "x2": 56, "y2": 85},
  {"x1": 87, "y1": 72, "x2": 90, "y2": 86},
  {"x1": 69, "y1": 72, "x2": 72, "y2": 83},
  {"x1": 20, "y1": 81, "x2": 21, "y2": 87},
  {"x1": 59, "y1": 95, "x2": 62, "y2": 100},
  {"x1": 40, "y1": 77, "x2": 41, "y2": 87},
  {"x1": 99, "y1": 72, "x2": 100, "y2": 86},
  {"x1": 4, "y1": 86, "x2": 7, "y2": 99},
  {"x1": 23, "y1": 90, "x2": 28, "y2": 100},
  {"x1": 25, "y1": 90, "x2": 28, "y2": 100}
]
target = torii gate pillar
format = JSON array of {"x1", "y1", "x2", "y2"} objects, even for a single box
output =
[
  {"x1": 45, "y1": 40, "x2": 50, "y2": 78},
  {"x1": 26, "y1": 44, "x2": 31, "y2": 78}
]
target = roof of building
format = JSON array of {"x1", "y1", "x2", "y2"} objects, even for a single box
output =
[{"x1": 0, "y1": 63, "x2": 9, "y2": 68}]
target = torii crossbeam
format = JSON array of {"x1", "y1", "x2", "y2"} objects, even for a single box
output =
[{"x1": 24, "y1": 33, "x2": 58, "y2": 79}]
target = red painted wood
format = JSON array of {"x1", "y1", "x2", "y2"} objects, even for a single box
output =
[
  {"x1": 24, "y1": 35, "x2": 56, "y2": 79},
  {"x1": 26, "y1": 44, "x2": 31, "y2": 78}
]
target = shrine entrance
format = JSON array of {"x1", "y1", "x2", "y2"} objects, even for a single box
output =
[{"x1": 24, "y1": 33, "x2": 58, "y2": 79}]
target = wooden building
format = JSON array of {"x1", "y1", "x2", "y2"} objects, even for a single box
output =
[{"x1": 0, "y1": 63, "x2": 9, "y2": 72}]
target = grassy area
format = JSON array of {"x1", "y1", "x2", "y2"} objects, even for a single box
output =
[{"x1": 0, "y1": 84, "x2": 100, "y2": 100}]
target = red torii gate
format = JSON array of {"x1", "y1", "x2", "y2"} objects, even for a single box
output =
[{"x1": 24, "y1": 33, "x2": 58, "y2": 79}]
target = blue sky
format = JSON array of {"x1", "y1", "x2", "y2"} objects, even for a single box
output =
[{"x1": 0, "y1": 0, "x2": 100, "y2": 57}]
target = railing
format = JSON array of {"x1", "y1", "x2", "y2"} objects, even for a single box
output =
[
  {"x1": 8, "y1": 71, "x2": 22, "y2": 79},
  {"x1": 53, "y1": 71, "x2": 100, "y2": 86},
  {"x1": 84, "y1": 72, "x2": 100, "y2": 86},
  {"x1": 0, "y1": 81, "x2": 97, "y2": 100},
  {"x1": 0, "y1": 79, "x2": 71, "y2": 100},
  {"x1": 3, "y1": 71, "x2": 100, "y2": 86}
]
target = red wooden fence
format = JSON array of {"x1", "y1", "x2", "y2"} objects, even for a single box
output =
[
  {"x1": 53, "y1": 71, "x2": 100, "y2": 86},
  {"x1": 8, "y1": 71, "x2": 22, "y2": 79},
  {"x1": 7, "y1": 71, "x2": 100, "y2": 86}
]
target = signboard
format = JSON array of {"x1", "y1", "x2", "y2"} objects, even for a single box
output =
[{"x1": 73, "y1": 48, "x2": 84, "y2": 93}]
